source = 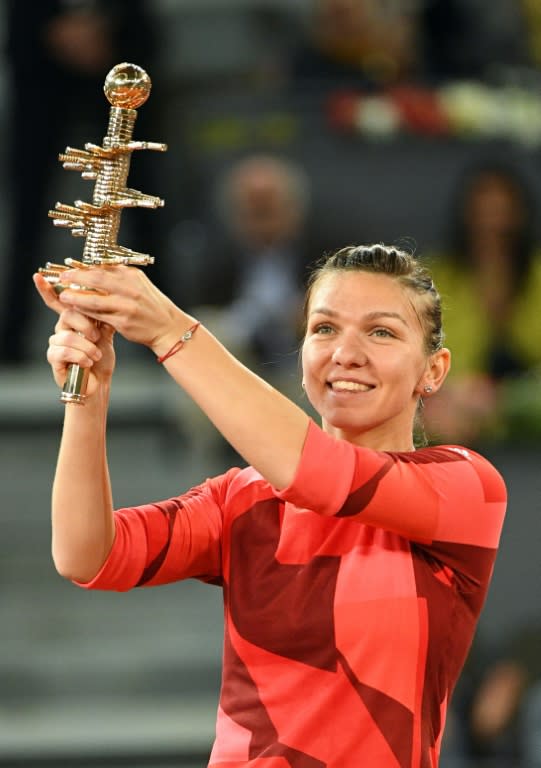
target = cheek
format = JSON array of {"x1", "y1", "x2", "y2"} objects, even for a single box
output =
[
  {"x1": 300, "y1": 343, "x2": 311, "y2": 383},
  {"x1": 300, "y1": 342, "x2": 323, "y2": 392},
  {"x1": 393, "y1": 355, "x2": 425, "y2": 393}
]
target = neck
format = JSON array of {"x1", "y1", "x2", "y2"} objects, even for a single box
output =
[{"x1": 322, "y1": 422, "x2": 416, "y2": 452}]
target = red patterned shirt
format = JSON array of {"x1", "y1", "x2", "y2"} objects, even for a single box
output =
[{"x1": 78, "y1": 421, "x2": 507, "y2": 768}]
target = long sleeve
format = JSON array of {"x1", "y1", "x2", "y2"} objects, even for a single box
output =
[
  {"x1": 275, "y1": 421, "x2": 507, "y2": 581},
  {"x1": 75, "y1": 469, "x2": 239, "y2": 591}
]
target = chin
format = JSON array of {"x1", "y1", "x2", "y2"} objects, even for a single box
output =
[
  {"x1": 325, "y1": 415, "x2": 378, "y2": 436},
  {"x1": 323, "y1": 405, "x2": 400, "y2": 436}
]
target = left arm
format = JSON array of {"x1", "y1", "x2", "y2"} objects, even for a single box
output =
[{"x1": 275, "y1": 421, "x2": 507, "y2": 557}]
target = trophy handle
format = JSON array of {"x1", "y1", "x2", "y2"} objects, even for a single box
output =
[{"x1": 61, "y1": 364, "x2": 90, "y2": 404}]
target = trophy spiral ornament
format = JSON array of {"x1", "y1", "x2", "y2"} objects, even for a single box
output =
[{"x1": 39, "y1": 62, "x2": 167, "y2": 404}]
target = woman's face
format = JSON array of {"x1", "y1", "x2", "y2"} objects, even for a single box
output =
[
  {"x1": 302, "y1": 270, "x2": 430, "y2": 450},
  {"x1": 465, "y1": 174, "x2": 525, "y2": 238}
]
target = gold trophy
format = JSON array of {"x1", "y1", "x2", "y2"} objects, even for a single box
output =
[{"x1": 39, "y1": 62, "x2": 167, "y2": 404}]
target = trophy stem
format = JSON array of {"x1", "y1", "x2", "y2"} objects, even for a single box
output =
[{"x1": 106, "y1": 107, "x2": 137, "y2": 144}]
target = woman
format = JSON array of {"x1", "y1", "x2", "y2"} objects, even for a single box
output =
[
  {"x1": 425, "y1": 162, "x2": 541, "y2": 444},
  {"x1": 33, "y1": 244, "x2": 506, "y2": 768}
]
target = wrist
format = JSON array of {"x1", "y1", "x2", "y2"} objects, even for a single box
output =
[
  {"x1": 151, "y1": 316, "x2": 199, "y2": 361},
  {"x1": 63, "y1": 383, "x2": 110, "y2": 430}
]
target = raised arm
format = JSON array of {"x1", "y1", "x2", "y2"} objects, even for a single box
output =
[
  {"x1": 34, "y1": 274, "x2": 117, "y2": 582},
  {"x1": 40, "y1": 265, "x2": 311, "y2": 490}
]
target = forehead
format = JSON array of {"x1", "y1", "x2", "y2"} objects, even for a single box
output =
[{"x1": 309, "y1": 270, "x2": 415, "y2": 316}]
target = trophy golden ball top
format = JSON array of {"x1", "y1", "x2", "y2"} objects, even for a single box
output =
[{"x1": 103, "y1": 62, "x2": 151, "y2": 109}]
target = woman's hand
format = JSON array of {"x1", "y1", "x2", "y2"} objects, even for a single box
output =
[
  {"x1": 34, "y1": 273, "x2": 115, "y2": 396},
  {"x1": 45, "y1": 265, "x2": 185, "y2": 353}
]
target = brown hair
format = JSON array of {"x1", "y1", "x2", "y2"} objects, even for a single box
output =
[{"x1": 303, "y1": 244, "x2": 444, "y2": 354}]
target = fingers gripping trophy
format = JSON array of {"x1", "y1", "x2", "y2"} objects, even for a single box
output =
[{"x1": 39, "y1": 62, "x2": 167, "y2": 404}]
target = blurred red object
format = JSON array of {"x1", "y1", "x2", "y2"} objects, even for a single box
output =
[
  {"x1": 327, "y1": 86, "x2": 450, "y2": 137},
  {"x1": 326, "y1": 90, "x2": 363, "y2": 131},
  {"x1": 389, "y1": 85, "x2": 450, "y2": 136}
]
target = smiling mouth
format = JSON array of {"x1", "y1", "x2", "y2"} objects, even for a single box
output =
[{"x1": 329, "y1": 381, "x2": 375, "y2": 392}]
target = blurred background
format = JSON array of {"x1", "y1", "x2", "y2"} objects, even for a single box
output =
[{"x1": 0, "y1": 1, "x2": 541, "y2": 766}]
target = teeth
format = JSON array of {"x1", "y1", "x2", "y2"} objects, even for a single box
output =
[{"x1": 331, "y1": 381, "x2": 372, "y2": 392}]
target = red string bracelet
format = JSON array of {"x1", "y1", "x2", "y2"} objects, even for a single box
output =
[{"x1": 156, "y1": 321, "x2": 201, "y2": 364}]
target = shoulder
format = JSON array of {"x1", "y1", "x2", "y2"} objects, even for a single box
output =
[{"x1": 410, "y1": 444, "x2": 507, "y2": 499}]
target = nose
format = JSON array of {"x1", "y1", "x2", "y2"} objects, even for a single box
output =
[{"x1": 331, "y1": 331, "x2": 368, "y2": 368}]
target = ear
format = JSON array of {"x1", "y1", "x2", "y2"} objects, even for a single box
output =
[{"x1": 417, "y1": 347, "x2": 451, "y2": 396}]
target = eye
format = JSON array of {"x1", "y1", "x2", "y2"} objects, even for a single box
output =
[
  {"x1": 370, "y1": 327, "x2": 395, "y2": 338},
  {"x1": 313, "y1": 323, "x2": 335, "y2": 335}
]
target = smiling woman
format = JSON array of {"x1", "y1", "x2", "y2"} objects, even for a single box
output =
[
  {"x1": 301, "y1": 245, "x2": 450, "y2": 450},
  {"x1": 33, "y1": 242, "x2": 506, "y2": 768}
]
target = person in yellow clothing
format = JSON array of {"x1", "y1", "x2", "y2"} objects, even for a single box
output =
[{"x1": 424, "y1": 162, "x2": 541, "y2": 445}]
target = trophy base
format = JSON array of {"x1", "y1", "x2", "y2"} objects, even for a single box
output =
[{"x1": 60, "y1": 392, "x2": 86, "y2": 405}]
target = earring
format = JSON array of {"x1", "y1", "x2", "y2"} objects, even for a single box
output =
[{"x1": 423, "y1": 385, "x2": 433, "y2": 394}]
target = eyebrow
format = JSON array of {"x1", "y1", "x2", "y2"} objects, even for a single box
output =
[{"x1": 309, "y1": 307, "x2": 409, "y2": 326}]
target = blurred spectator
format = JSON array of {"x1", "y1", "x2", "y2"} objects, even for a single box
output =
[
  {"x1": 186, "y1": 154, "x2": 316, "y2": 377},
  {"x1": 424, "y1": 161, "x2": 541, "y2": 445},
  {"x1": 467, "y1": 622, "x2": 541, "y2": 766},
  {"x1": 0, "y1": 0, "x2": 159, "y2": 364},
  {"x1": 289, "y1": 0, "x2": 527, "y2": 94},
  {"x1": 290, "y1": 0, "x2": 422, "y2": 93}
]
